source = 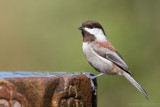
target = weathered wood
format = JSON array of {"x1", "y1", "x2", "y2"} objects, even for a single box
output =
[{"x1": 0, "y1": 72, "x2": 97, "y2": 107}]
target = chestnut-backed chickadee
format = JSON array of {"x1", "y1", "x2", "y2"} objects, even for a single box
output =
[{"x1": 78, "y1": 21, "x2": 148, "y2": 99}]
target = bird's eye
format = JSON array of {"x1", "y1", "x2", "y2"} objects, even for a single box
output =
[{"x1": 89, "y1": 25, "x2": 94, "y2": 29}]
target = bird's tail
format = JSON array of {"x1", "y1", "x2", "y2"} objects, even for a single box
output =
[{"x1": 123, "y1": 72, "x2": 148, "y2": 99}]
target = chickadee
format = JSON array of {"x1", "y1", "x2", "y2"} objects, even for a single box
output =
[{"x1": 78, "y1": 21, "x2": 148, "y2": 99}]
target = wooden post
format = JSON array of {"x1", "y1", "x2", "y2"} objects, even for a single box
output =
[{"x1": 0, "y1": 72, "x2": 97, "y2": 107}]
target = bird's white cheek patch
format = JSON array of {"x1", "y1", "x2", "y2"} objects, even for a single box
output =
[
  {"x1": 84, "y1": 27, "x2": 107, "y2": 42},
  {"x1": 84, "y1": 28, "x2": 100, "y2": 35}
]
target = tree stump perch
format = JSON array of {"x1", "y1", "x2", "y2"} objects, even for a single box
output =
[{"x1": 0, "y1": 72, "x2": 97, "y2": 107}]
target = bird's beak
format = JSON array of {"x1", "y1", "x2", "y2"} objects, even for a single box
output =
[{"x1": 78, "y1": 26, "x2": 83, "y2": 30}]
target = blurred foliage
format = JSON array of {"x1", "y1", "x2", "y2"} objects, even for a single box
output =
[{"x1": 0, "y1": 0, "x2": 160, "y2": 107}]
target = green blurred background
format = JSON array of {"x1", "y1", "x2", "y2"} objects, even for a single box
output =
[{"x1": 0, "y1": 0, "x2": 160, "y2": 107}]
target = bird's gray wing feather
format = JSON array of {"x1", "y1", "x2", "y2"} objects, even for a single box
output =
[
  {"x1": 105, "y1": 52, "x2": 132, "y2": 75},
  {"x1": 91, "y1": 45, "x2": 132, "y2": 75}
]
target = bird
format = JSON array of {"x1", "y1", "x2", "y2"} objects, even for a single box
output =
[{"x1": 78, "y1": 21, "x2": 148, "y2": 99}]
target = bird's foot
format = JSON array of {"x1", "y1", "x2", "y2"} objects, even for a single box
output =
[
  {"x1": 81, "y1": 73, "x2": 98, "y2": 90},
  {"x1": 83, "y1": 73, "x2": 104, "y2": 79}
]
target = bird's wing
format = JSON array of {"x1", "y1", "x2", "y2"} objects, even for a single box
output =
[{"x1": 91, "y1": 44, "x2": 132, "y2": 75}]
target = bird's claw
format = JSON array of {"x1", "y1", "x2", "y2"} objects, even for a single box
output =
[{"x1": 82, "y1": 73, "x2": 97, "y2": 90}]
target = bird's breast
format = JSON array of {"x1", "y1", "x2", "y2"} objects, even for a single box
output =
[{"x1": 82, "y1": 42, "x2": 113, "y2": 74}]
